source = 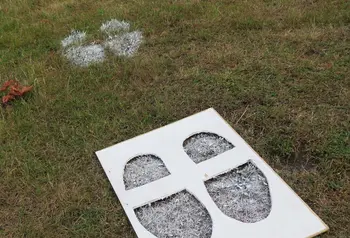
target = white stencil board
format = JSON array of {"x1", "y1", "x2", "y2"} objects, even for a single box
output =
[{"x1": 95, "y1": 108, "x2": 328, "y2": 238}]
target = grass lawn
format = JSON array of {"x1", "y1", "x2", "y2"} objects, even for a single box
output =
[{"x1": 0, "y1": 0, "x2": 349, "y2": 237}]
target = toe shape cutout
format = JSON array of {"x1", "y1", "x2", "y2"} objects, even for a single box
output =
[
  {"x1": 123, "y1": 154, "x2": 170, "y2": 190},
  {"x1": 183, "y1": 132, "x2": 234, "y2": 163}
]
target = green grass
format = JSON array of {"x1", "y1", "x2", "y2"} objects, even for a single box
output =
[{"x1": 0, "y1": 0, "x2": 349, "y2": 237}]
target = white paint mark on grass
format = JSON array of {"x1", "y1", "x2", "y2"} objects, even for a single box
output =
[
  {"x1": 61, "y1": 19, "x2": 143, "y2": 67},
  {"x1": 64, "y1": 44, "x2": 105, "y2": 67},
  {"x1": 61, "y1": 30, "x2": 86, "y2": 48},
  {"x1": 100, "y1": 19, "x2": 130, "y2": 35},
  {"x1": 104, "y1": 31, "x2": 143, "y2": 57}
]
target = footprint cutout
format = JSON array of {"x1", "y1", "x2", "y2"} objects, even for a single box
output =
[
  {"x1": 205, "y1": 161, "x2": 272, "y2": 223},
  {"x1": 135, "y1": 190, "x2": 213, "y2": 238}
]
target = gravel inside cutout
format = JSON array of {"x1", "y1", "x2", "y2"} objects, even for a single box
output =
[
  {"x1": 124, "y1": 154, "x2": 170, "y2": 190},
  {"x1": 184, "y1": 132, "x2": 234, "y2": 163},
  {"x1": 205, "y1": 161, "x2": 272, "y2": 223},
  {"x1": 135, "y1": 190, "x2": 213, "y2": 238}
]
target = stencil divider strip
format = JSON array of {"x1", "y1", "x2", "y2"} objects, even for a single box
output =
[
  {"x1": 197, "y1": 147, "x2": 259, "y2": 180},
  {"x1": 124, "y1": 175, "x2": 185, "y2": 208}
]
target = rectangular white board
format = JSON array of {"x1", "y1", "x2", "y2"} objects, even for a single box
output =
[{"x1": 96, "y1": 108, "x2": 328, "y2": 238}]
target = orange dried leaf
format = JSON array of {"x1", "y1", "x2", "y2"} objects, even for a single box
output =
[
  {"x1": 0, "y1": 80, "x2": 17, "y2": 91},
  {"x1": 20, "y1": 86, "x2": 33, "y2": 94},
  {"x1": 8, "y1": 84, "x2": 32, "y2": 96},
  {"x1": 9, "y1": 86, "x2": 23, "y2": 96},
  {"x1": 1, "y1": 80, "x2": 33, "y2": 105},
  {"x1": 2, "y1": 94, "x2": 15, "y2": 104}
]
